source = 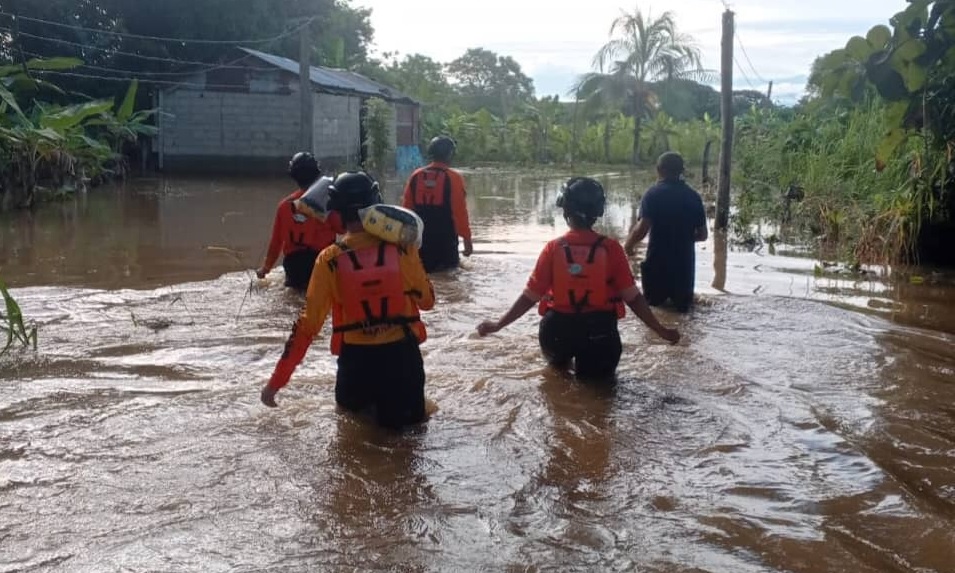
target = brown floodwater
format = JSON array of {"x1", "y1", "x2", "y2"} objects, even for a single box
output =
[{"x1": 1, "y1": 169, "x2": 954, "y2": 572}]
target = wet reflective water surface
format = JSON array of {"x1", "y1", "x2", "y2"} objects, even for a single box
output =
[{"x1": 2, "y1": 169, "x2": 954, "y2": 572}]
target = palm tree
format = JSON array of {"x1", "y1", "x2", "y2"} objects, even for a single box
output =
[
  {"x1": 522, "y1": 96, "x2": 563, "y2": 163},
  {"x1": 592, "y1": 8, "x2": 705, "y2": 165},
  {"x1": 572, "y1": 63, "x2": 630, "y2": 164}
]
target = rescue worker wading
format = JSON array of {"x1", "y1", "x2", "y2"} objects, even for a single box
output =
[
  {"x1": 256, "y1": 152, "x2": 337, "y2": 291},
  {"x1": 477, "y1": 177, "x2": 680, "y2": 381},
  {"x1": 402, "y1": 135, "x2": 473, "y2": 273},
  {"x1": 261, "y1": 171, "x2": 436, "y2": 430}
]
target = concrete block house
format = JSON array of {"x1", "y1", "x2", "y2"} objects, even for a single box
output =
[{"x1": 156, "y1": 48, "x2": 423, "y2": 173}]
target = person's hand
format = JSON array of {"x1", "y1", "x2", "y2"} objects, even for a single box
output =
[
  {"x1": 658, "y1": 327, "x2": 681, "y2": 345},
  {"x1": 624, "y1": 242, "x2": 637, "y2": 257},
  {"x1": 260, "y1": 385, "x2": 278, "y2": 407},
  {"x1": 462, "y1": 238, "x2": 474, "y2": 257},
  {"x1": 476, "y1": 320, "x2": 501, "y2": 337},
  {"x1": 255, "y1": 267, "x2": 268, "y2": 280}
]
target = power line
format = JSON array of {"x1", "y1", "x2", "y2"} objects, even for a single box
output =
[
  {"x1": 20, "y1": 48, "x2": 261, "y2": 78},
  {"x1": 0, "y1": 11, "x2": 315, "y2": 46},
  {"x1": 35, "y1": 69, "x2": 256, "y2": 90},
  {"x1": 2, "y1": 27, "x2": 278, "y2": 70},
  {"x1": 734, "y1": 56, "x2": 757, "y2": 90},
  {"x1": 735, "y1": 30, "x2": 769, "y2": 84}
]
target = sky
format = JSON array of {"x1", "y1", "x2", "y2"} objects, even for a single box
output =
[{"x1": 350, "y1": 0, "x2": 908, "y2": 105}]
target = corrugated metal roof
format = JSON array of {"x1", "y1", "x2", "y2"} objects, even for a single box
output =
[{"x1": 239, "y1": 48, "x2": 417, "y2": 104}]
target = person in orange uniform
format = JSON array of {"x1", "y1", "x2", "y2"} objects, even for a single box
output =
[
  {"x1": 477, "y1": 177, "x2": 680, "y2": 381},
  {"x1": 402, "y1": 135, "x2": 473, "y2": 273},
  {"x1": 256, "y1": 152, "x2": 337, "y2": 292},
  {"x1": 261, "y1": 171, "x2": 436, "y2": 429}
]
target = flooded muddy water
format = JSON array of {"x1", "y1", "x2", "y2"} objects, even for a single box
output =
[{"x1": 1, "y1": 169, "x2": 954, "y2": 572}]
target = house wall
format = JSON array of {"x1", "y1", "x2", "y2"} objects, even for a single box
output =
[
  {"x1": 158, "y1": 71, "x2": 419, "y2": 173},
  {"x1": 160, "y1": 89, "x2": 363, "y2": 172},
  {"x1": 312, "y1": 93, "x2": 361, "y2": 164},
  {"x1": 161, "y1": 91, "x2": 298, "y2": 160}
]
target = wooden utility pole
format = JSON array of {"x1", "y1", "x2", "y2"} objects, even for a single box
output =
[
  {"x1": 570, "y1": 89, "x2": 580, "y2": 171},
  {"x1": 766, "y1": 80, "x2": 774, "y2": 102},
  {"x1": 715, "y1": 9, "x2": 734, "y2": 233},
  {"x1": 299, "y1": 21, "x2": 314, "y2": 153}
]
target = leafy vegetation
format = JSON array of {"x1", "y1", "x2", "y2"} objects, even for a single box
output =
[
  {"x1": 735, "y1": 0, "x2": 954, "y2": 265},
  {"x1": 0, "y1": 56, "x2": 157, "y2": 210},
  {"x1": 362, "y1": 97, "x2": 394, "y2": 176}
]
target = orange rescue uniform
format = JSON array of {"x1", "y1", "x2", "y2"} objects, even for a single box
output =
[
  {"x1": 401, "y1": 162, "x2": 471, "y2": 271},
  {"x1": 267, "y1": 232, "x2": 435, "y2": 391},
  {"x1": 262, "y1": 189, "x2": 338, "y2": 273},
  {"x1": 525, "y1": 229, "x2": 636, "y2": 316}
]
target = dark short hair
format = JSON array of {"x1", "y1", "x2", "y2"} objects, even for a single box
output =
[{"x1": 656, "y1": 152, "x2": 685, "y2": 178}]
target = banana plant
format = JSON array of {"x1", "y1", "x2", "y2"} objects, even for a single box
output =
[{"x1": 87, "y1": 80, "x2": 159, "y2": 178}]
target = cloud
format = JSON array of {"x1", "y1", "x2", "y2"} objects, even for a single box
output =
[
  {"x1": 530, "y1": 64, "x2": 583, "y2": 99},
  {"x1": 354, "y1": 0, "x2": 903, "y2": 105}
]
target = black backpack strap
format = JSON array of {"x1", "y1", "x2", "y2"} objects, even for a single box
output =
[
  {"x1": 558, "y1": 238, "x2": 574, "y2": 264},
  {"x1": 587, "y1": 236, "x2": 605, "y2": 263},
  {"x1": 442, "y1": 169, "x2": 452, "y2": 207}
]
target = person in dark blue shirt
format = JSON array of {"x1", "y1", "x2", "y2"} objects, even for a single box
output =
[{"x1": 624, "y1": 152, "x2": 708, "y2": 313}]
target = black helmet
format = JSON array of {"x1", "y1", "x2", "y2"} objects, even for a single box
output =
[
  {"x1": 427, "y1": 135, "x2": 456, "y2": 162},
  {"x1": 327, "y1": 171, "x2": 382, "y2": 214},
  {"x1": 289, "y1": 152, "x2": 321, "y2": 188},
  {"x1": 556, "y1": 177, "x2": 606, "y2": 219}
]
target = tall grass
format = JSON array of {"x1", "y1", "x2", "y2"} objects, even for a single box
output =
[
  {"x1": 0, "y1": 281, "x2": 37, "y2": 356},
  {"x1": 733, "y1": 99, "x2": 920, "y2": 263}
]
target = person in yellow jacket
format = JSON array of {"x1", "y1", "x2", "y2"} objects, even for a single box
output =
[{"x1": 260, "y1": 171, "x2": 436, "y2": 429}]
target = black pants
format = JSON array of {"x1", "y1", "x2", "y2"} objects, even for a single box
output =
[
  {"x1": 641, "y1": 260, "x2": 694, "y2": 313},
  {"x1": 282, "y1": 249, "x2": 319, "y2": 291},
  {"x1": 420, "y1": 239, "x2": 459, "y2": 273},
  {"x1": 539, "y1": 310, "x2": 622, "y2": 381},
  {"x1": 336, "y1": 336, "x2": 427, "y2": 429}
]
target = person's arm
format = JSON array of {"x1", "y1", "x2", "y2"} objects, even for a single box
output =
[
  {"x1": 693, "y1": 194, "x2": 708, "y2": 242},
  {"x1": 401, "y1": 173, "x2": 415, "y2": 210},
  {"x1": 258, "y1": 203, "x2": 285, "y2": 278},
  {"x1": 624, "y1": 218, "x2": 651, "y2": 256},
  {"x1": 477, "y1": 243, "x2": 551, "y2": 336},
  {"x1": 477, "y1": 293, "x2": 537, "y2": 336},
  {"x1": 260, "y1": 257, "x2": 334, "y2": 406},
  {"x1": 607, "y1": 241, "x2": 678, "y2": 343},
  {"x1": 621, "y1": 286, "x2": 680, "y2": 343},
  {"x1": 450, "y1": 172, "x2": 473, "y2": 257},
  {"x1": 402, "y1": 246, "x2": 435, "y2": 311}
]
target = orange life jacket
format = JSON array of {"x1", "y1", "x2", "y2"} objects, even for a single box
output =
[
  {"x1": 283, "y1": 197, "x2": 336, "y2": 254},
  {"x1": 410, "y1": 167, "x2": 452, "y2": 208},
  {"x1": 330, "y1": 241, "x2": 423, "y2": 354},
  {"x1": 540, "y1": 236, "x2": 626, "y2": 318}
]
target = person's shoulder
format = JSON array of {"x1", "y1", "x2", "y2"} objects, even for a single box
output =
[
  {"x1": 397, "y1": 242, "x2": 420, "y2": 260},
  {"x1": 318, "y1": 241, "x2": 345, "y2": 265},
  {"x1": 599, "y1": 235, "x2": 627, "y2": 257},
  {"x1": 539, "y1": 236, "x2": 565, "y2": 256},
  {"x1": 446, "y1": 167, "x2": 466, "y2": 183},
  {"x1": 278, "y1": 189, "x2": 301, "y2": 206},
  {"x1": 677, "y1": 179, "x2": 700, "y2": 193},
  {"x1": 678, "y1": 181, "x2": 704, "y2": 202},
  {"x1": 642, "y1": 183, "x2": 666, "y2": 200}
]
